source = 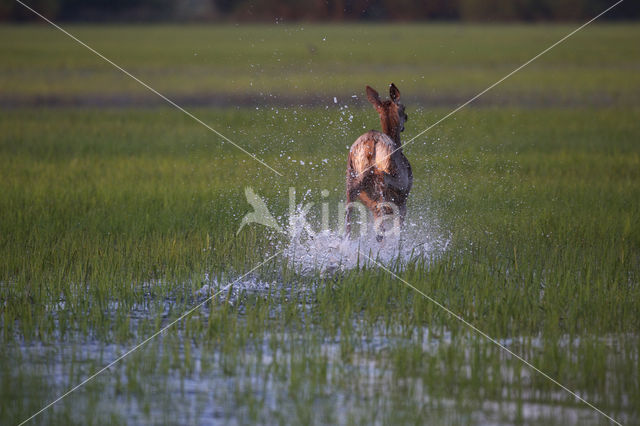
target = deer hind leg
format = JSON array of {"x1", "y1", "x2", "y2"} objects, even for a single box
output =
[
  {"x1": 346, "y1": 186, "x2": 380, "y2": 240},
  {"x1": 372, "y1": 206, "x2": 384, "y2": 242},
  {"x1": 398, "y1": 201, "x2": 407, "y2": 227},
  {"x1": 345, "y1": 188, "x2": 357, "y2": 237},
  {"x1": 373, "y1": 201, "x2": 401, "y2": 242},
  {"x1": 345, "y1": 184, "x2": 367, "y2": 238}
]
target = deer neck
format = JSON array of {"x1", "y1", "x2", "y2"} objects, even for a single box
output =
[{"x1": 381, "y1": 116, "x2": 402, "y2": 149}]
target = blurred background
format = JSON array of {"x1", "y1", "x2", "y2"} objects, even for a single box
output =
[{"x1": 2, "y1": 0, "x2": 640, "y2": 22}]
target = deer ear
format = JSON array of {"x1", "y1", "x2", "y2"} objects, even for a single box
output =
[
  {"x1": 389, "y1": 83, "x2": 400, "y2": 103},
  {"x1": 366, "y1": 86, "x2": 381, "y2": 108}
]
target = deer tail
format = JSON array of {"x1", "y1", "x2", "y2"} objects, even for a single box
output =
[{"x1": 350, "y1": 133, "x2": 392, "y2": 176}]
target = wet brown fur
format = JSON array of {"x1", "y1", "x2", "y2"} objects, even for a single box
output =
[{"x1": 345, "y1": 84, "x2": 413, "y2": 239}]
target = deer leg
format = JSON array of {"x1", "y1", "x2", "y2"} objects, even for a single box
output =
[
  {"x1": 374, "y1": 201, "x2": 403, "y2": 242},
  {"x1": 373, "y1": 206, "x2": 384, "y2": 242},
  {"x1": 345, "y1": 187, "x2": 359, "y2": 238},
  {"x1": 372, "y1": 203, "x2": 389, "y2": 242},
  {"x1": 398, "y1": 202, "x2": 407, "y2": 227}
]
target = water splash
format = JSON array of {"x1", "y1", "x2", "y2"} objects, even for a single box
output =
[{"x1": 281, "y1": 205, "x2": 449, "y2": 275}]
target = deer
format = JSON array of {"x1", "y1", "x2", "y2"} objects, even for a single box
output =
[{"x1": 345, "y1": 83, "x2": 412, "y2": 242}]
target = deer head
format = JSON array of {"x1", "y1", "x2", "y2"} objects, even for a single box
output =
[{"x1": 366, "y1": 83, "x2": 408, "y2": 145}]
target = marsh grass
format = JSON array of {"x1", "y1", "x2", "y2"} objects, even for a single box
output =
[
  {"x1": 1, "y1": 104, "x2": 638, "y2": 424},
  {"x1": 1, "y1": 24, "x2": 639, "y2": 424}
]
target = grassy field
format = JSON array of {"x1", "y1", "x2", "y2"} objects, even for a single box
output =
[
  {"x1": 1, "y1": 24, "x2": 639, "y2": 424},
  {"x1": 2, "y1": 24, "x2": 640, "y2": 104}
]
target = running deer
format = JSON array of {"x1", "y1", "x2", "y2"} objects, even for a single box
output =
[{"x1": 345, "y1": 83, "x2": 412, "y2": 241}]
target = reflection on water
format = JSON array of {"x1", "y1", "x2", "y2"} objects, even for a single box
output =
[{"x1": 4, "y1": 278, "x2": 633, "y2": 425}]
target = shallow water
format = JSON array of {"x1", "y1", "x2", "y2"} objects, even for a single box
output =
[
  {"x1": 3, "y1": 214, "x2": 634, "y2": 425},
  {"x1": 7, "y1": 315, "x2": 628, "y2": 425}
]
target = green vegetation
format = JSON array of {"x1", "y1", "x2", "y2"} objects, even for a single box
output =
[
  {"x1": 1, "y1": 24, "x2": 639, "y2": 424},
  {"x1": 2, "y1": 24, "x2": 639, "y2": 104}
]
